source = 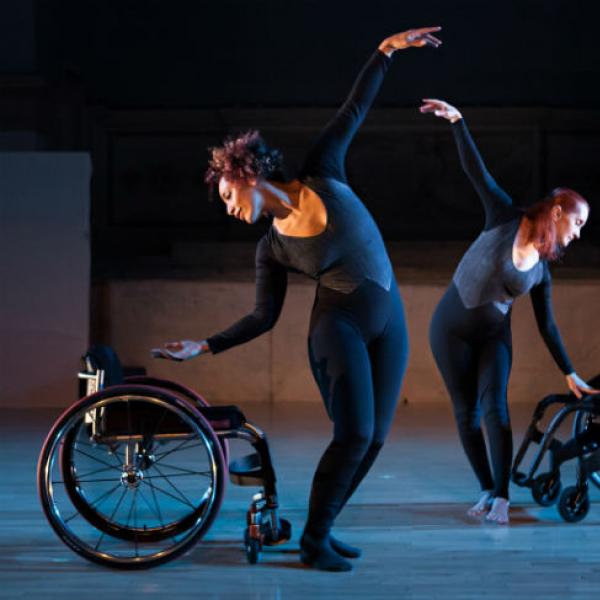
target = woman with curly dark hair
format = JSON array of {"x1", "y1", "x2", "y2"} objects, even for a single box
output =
[
  {"x1": 153, "y1": 26, "x2": 442, "y2": 571},
  {"x1": 420, "y1": 98, "x2": 598, "y2": 525}
]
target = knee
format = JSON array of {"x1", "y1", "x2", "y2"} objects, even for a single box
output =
[
  {"x1": 483, "y1": 397, "x2": 511, "y2": 429},
  {"x1": 334, "y1": 430, "x2": 372, "y2": 458},
  {"x1": 452, "y1": 402, "x2": 481, "y2": 433},
  {"x1": 366, "y1": 438, "x2": 385, "y2": 459}
]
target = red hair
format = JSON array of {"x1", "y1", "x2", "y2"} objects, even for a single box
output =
[
  {"x1": 205, "y1": 130, "x2": 283, "y2": 186},
  {"x1": 525, "y1": 187, "x2": 589, "y2": 260}
]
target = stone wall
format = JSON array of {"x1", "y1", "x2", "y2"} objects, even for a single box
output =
[{"x1": 91, "y1": 276, "x2": 600, "y2": 408}]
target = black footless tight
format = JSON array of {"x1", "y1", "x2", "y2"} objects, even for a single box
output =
[
  {"x1": 305, "y1": 280, "x2": 409, "y2": 537},
  {"x1": 430, "y1": 283, "x2": 513, "y2": 499}
]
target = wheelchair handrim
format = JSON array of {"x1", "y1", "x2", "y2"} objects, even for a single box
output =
[{"x1": 38, "y1": 389, "x2": 226, "y2": 568}]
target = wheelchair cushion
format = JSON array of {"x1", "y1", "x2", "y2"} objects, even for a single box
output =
[{"x1": 199, "y1": 405, "x2": 246, "y2": 431}]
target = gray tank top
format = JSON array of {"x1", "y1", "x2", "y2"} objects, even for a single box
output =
[{"x1": 453, "y1": 216, "x2": 544, "y2": 314}]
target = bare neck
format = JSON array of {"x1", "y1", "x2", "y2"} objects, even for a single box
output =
[{"x1": 261, "y1": 179, "x2": 302, "y2": 220}]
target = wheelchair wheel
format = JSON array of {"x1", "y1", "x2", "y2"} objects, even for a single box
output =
[
  {"x1": 124, "y1": 376, "x2": 230, "y2": 463},
  {"x1": 574, "y1": 411, "x2": 600, "y2": 490},
  {"x1": 531, "y1": 472, "x2": 562, "y2": 507},
  {"x1": 263, "y1": 517, "x2": 292, "y2": 546},
  {"x1": 38, "y1": 385, "x2": 226, "y2": 568},
  {"x1": 557, "y1": 486, "x2": 590, "y2": 523},
  {"x1": 244, "y1": 528, "x2": 262, "y2": 564}
]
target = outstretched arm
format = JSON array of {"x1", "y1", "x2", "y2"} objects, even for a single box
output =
[
  {"x1": 302, "y1": 27, "x2": 442, "y2": 182},
  {"x1": 152, "y1": 237, "x2": 288, "y2": 359},
  {"x1": 530, "y1": 264, "x2": 599, "y2": 398},
  {"x1": 206, "y1": 238, "x2": 288, "y2": 353},
  {"x1": 420, "y1": 99, "x2": 514, "y2": 229}
]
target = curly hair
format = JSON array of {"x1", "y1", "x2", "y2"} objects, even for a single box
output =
[
  {"x1": 525, "y1": 187, "x2": 589, "y2": 260},
  {"x1": 205, "y1": 130, "x2": 284, "y2": 186}
]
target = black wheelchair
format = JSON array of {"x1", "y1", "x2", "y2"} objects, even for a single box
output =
[
  {"x1": 37, "y1": 345, "x2": 292, "y2": 568},
  {"x1": 512, "y1": 375, "x2": 600, "y2": 522}
]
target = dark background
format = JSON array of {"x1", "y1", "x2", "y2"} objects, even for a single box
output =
[{"x1": 2, "y1": 0, "x2": 600, "y2": 272}]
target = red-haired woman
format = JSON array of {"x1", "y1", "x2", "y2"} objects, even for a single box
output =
[
  {"x1": 153, "y1": 27, "x2": 442, "y2": 570},
  {"x1": 421, "y1": 98, "x2": 598, "y2": 525}
]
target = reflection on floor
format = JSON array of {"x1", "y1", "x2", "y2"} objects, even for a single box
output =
[{"x1": 2, "y1": 402, "x2": 599, "y2": 599}]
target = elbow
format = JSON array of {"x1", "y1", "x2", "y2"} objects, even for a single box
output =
[
  {"x1": 253, "y1": 309, "x2": 279, "y2": 334},
  {"x1": 537, "y1": 322, "x2": 558, "y2": 342}
]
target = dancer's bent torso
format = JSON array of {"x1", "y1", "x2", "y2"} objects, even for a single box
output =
[
  {"x1": 207, "y1": 50, "x2": 409, "y2": 539},
  {"x1": 430, "y1": 119, "x2": 573, "y2": 499}
]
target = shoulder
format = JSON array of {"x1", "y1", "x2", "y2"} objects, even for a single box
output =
[
  {"x1": 256, "y1": 229, "x2": 288, "y2": 268},
  {"x1": 256, "y1": 232, "x2": 275, "y2": 259}
]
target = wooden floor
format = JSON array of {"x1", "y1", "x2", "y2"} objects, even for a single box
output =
[{"x1": 2, "y1": 401, "x2": 600, "y2": 599}]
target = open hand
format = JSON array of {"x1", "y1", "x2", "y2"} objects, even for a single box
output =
[
  {"x1": 379, "y1": 27, "x2": 442, "y2": 56},
  {"x1": 566, "y1": 372, "x2": 600, "y2": 399},
  {"x1": 419, "y1": 98, "x2": 462, "y2": 123},
  {"x1": 151, "y1": 339, "x2": 209, "y2": 361}
]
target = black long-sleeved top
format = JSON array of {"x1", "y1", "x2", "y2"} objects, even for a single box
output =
[
  {"x1": 451, "y1": 118, "x2": 574, "y2": 374},
  {"x1": 207, "y1": 50, "x2": 394, "y2": 354}
]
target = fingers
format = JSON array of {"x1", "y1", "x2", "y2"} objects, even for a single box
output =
[
  {"x1": 422, "y1": 98, "x2": 445, "y2": 107},
  {"x1": 151, "y1": 347, "x2": 183, "y2": 361},
  {"x1": 414, "y1": 26, "x2": 442, "y2": 34},
  {"x1": 568, "y1": 382, "x2": 582, "y2": 398},
  {"x1": 165, "y1": 341, "x2": 183, "y2": 351},
  {"x1": 419, "y1": 99, "x2": 446, "y2": 115},
  {"x1": 410, "y1": 26, "x2": 442, "y2": 47},
  {"x1": 424, "y1": 33, "x2": 442, "y2": 47}
]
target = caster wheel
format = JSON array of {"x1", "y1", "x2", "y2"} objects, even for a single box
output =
[
  {"x1": 531, "y1": 472, "x2": 562, "y2": 507},
  {"x1": 244, "y1": 529, "x2": 262, "y2": 564},
  {"x1": 263, "y1": 517, "x2": 292, "y2": 546},
  {"x1": 558, "y1": 486, "x2": 590, "y2": 523}
]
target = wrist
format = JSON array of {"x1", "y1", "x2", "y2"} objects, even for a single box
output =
[
  {"x1": 377, "y1": 42, "x2": 395, "y2": 57},
  {"x1": 449, "y1": 113, "x2": 463, "y2": 124}
]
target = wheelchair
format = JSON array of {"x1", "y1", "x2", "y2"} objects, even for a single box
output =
[
  {"x1": 37, "y1": 345, "x2": 292, "y2": 568},
  {"x1": 511, "y1": 375, "x2": 600, "y2": 523}
]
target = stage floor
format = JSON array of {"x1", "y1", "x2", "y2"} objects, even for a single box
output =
[{"x1": 2, "y1": 401, "x2": 599, "y2": 599}]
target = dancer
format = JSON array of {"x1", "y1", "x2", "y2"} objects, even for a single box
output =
[
  {"x1": 153, "y1": 27, "x2": 442, "y2": 570},
  {"x1": 421, "y1": 98, "x2": 598, "y2": 524}
]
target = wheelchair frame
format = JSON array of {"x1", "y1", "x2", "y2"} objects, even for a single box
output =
[
  {"x1": 512, "y1": 387, "x2": 600, "y2": 522},
  {"x1": 37, "y1": 349, "x2": 292, "y2": 568}
]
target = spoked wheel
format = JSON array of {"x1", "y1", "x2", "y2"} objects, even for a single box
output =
[
  {"x1": 531, "y1": 472, "x2": 562, "y2": 507},
  {"x1": 38, "y1": 385, "x2": 226, "y2": 569},
  {"x1": 574, "y1": 411, "x2": 600, "y2": 490},
  {"x1": 557, "y1": 486, "x2": 590, "y2": 523},
  {"x1": 124, "y1": 376, "x2": 230, "y2": 463}
]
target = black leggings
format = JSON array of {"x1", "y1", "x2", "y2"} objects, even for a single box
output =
[
  {"x1": 430, "y1": 283, "x2": 513, "y2": 499},
  {"x1": 305, "y1": 280, "x2": 409, "y2": 538}
]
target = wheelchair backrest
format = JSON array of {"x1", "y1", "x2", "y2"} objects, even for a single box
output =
[
  {"x1": 588, "y1": 374, "x2": 600, "y2": 390},
  {"x1": 79, "y1": 345, "x2": 124, "y2": 397}
]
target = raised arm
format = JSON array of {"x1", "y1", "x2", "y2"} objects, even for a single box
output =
[
  {"x1": 302, "y1": 27, "x2": 442, "y2": 182},
  {"x1": 420, "y1": 99, "x2": 514, "y2": 229},
  {"x1": 530, "y1": 263, "x2": 599, "y2": 398},
  {"x1": 152, "y1": 237, "x2": 287, "y2": 360}
]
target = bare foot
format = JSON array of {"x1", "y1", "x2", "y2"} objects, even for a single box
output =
[
  {"x1": 485, "y1": 497, "x2": 510, "y2": 524},
  {"x1": 467, "y1": 490, "x2": 493, "y2": 517}
]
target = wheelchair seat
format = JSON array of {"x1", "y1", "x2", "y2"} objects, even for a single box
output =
[{"x1": 200, "y1": 405, "x2": 246, "y2": 431}]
